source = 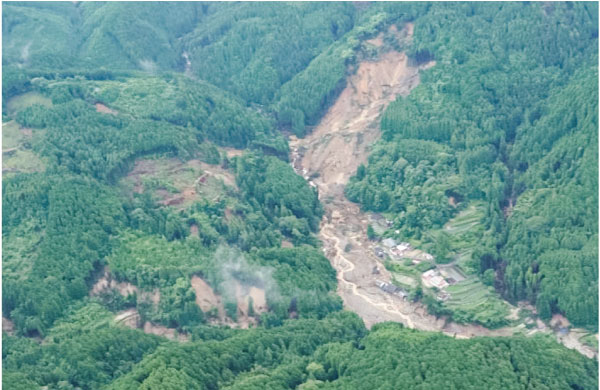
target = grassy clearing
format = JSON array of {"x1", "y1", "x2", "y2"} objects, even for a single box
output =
[
  {"x1": 3, "y1": 149, "x2": 46, "y2": 174},
  {"x1": 2, "y1": 219, "x2": 44, "y2": 282},
  {"x1": 2, "y1": 121, "x2": 46, "y2": 174},
  {"x1": 3, "y1": 120, "x2": 22, "y2": 149},
  {"x1": 6, "y1": 92, "x2": 52, "y2": 116}
]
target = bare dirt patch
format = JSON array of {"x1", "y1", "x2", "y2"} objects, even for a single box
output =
[
  {"x1": 115, "y1": 308, "x2": 141, "y2": 329},
  {"x1": 3, "y1": 316, "x2": 15, "y2": 335},
  {"x1": 557, "y1": 328, "x2": 597, "y2": 359},
  {"x1": 114, "y1": 309, "x2": 189, "y2": 341},
  {"x1": 122, "y1": 157, "x2": 237, "y2": 209},
  {"x1": 95, "y1": 103, "x2": 118, "y2": 115},
  {"x1": 143, "y1": 321, "x2": 189, "y2": 341},
  {"x1": 90, "y1": 268, "x2": 138, "y2": 297},
  {"x1": 365, "y1": 33, "x2": 384, "y2": 47},
  {"x1": 223, "y1": 147, "x2": 244, "y2": 158},
  {"x1": 190, "y1": 275, "x2": 267, "y2": 329},
  {"x1": 191, "y1": 275, "x2": 225, "y2": 317},
  {"x1": 91, "y1": 267, "x2": 160, "y2": 305}
]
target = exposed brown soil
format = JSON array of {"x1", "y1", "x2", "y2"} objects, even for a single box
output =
[
  {"x1": 143, "y1": 321, "x2": 189, "y2": 342},
  {"x1": 3, "y1": 316, "x2": 15, "y2": 335},
  {"x1": 91, "y1": 267, "x2": 160, "y2": 305},
  {"x1": 558, "y1": 328, "x2": 597, "y2": 359},
  {"x1": 223, "y1": 147, "x2": 244, "y2": 158},
  {"x1": 448, "y1": 196, "x2": 457, "y2": 207},
  {"x1": 365, "y1": 33, "x2": 384, "y2": 47},
  {"x1": 281, "y1": 240, "x2": 294, "y2": 248},
  {"x1": 191, "y1": 275, "x2": 225, "y2": 317},
  {"x1": 95, "y1": 103, "x2": 118, "y2": 115},
  {"x1": 114, "y1": 308, "x2": 141, "y2": 329},
  {"x1": 90, "y1": 268, "x2": 138, "y2": 297},
  {"x1": 123, "y1": 157, "x2": 236, "y2": 209},
  {"x1": 290, "y1": 48, "x2": 434, "y2": 199},
  {"x1": 190, "y1": 275, "x2": 267, "y2": 329},
  {"x1": 114, "y1": 309, "x2": 189, "y2": 342}
]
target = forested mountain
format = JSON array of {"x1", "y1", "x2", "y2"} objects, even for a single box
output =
[{"x1": 2, "y1": 2, "x2": 598, "y2": 389}]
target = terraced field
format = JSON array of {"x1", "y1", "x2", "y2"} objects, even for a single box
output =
[
  {"x1": 445, "y1": 277, "x2": 512, "y2": 328},
  {"x1": 439, "y1": 202, "x2": 487, "y2": 273}
]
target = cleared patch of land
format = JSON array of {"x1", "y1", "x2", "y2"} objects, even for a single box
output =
[
  {"x1": 120, "y1": 156, "x2": 237, "y2": 209},
  {"x1": 2, "y1": 120, "x2": 46, "y2": 175},
  {"x1": 6, "y1": 91, "x2": 52, "y2": 116}
]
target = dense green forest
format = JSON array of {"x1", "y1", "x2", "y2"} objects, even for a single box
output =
[{"x1": 2, "y1": 2, "x2": 598, "y2": 389}]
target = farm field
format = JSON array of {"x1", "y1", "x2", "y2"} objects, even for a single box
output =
[
  {"x1": 434, "y1": 201, "x2": 488, "y2": 273},
  {"x1": 445, "y1": 277, "x2": 512, "y2": 328}
]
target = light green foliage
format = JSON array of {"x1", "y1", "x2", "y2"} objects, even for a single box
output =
[{"x1": 108, "y1": 230, "x2": 210, "y2": 288}]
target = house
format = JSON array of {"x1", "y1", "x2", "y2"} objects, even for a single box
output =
[
  {"x1": 421, "y1": 269, "x2": 449, "y2": 289},
  {"x1": 392, "y1": 243, "x2": 410, "y2": 257},
  {"x1": 430, "y1": 275, "x2": 449, "y2": 289},
  {"x1": 382, "y1": 238, "x2": 397, "y2": 248},
  {"x1": 375, "y1": 280, "x2": 408, "y2": 300},
  {"x1": 374, "y1": 247, "x2": 385, "y2": 258}
]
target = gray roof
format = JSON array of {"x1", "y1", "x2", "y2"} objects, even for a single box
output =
[{"x1": 382, "y1": 238, "x2": 397, "y2": 248}]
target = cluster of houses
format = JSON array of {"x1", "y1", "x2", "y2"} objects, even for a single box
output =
[
  {"x1": 371, "y1": 236, "x2": 456, "y2": 302},
  {"x1": 375, "y1": 238, "x2": 434, "y2": 263}
]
